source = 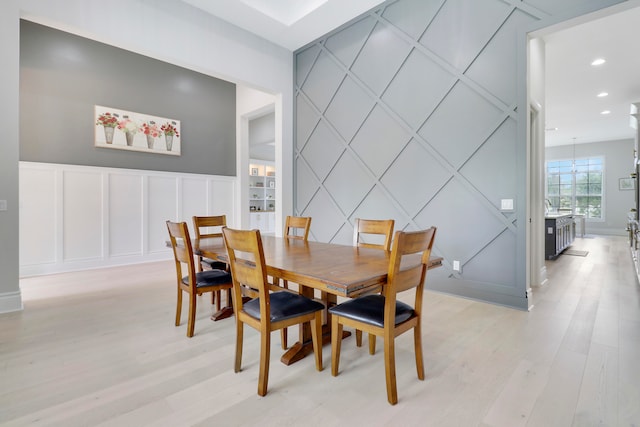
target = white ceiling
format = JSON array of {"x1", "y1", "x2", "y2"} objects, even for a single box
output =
[
  {"x1": 180, "y1": 0, "x2": 385, "y2": 51},
  {"x1": 543, "y1": 4, "x2": 640, "y2": 147},
  {"x1": 180, "y1": 0, "x2": 640, "y2": 148}
]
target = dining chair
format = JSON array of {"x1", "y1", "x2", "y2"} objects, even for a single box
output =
[
  {"x1": 274, "y1": 215, "x2": 312, "y2": 349},
  {"x1": 353, "y1": 218, "x2": 395, "y2": 251},
  {"x1": 284, "y1": 215, "x2": 312, "y2": 240},
  {"x1": 193, "y1": 215, "x2": 228, "y2": 310},
  {"x1": 329, "y1": 227, "x2": 436, "y2": 405},
  {"x1": 222, "y1": 226, "x2": 324, "y2": 396},
  {"x1": 352, "y1": 218, "x2": 395, "y2": 352},
  {"x1": 166, "y1": 220, "x2": 233, "y2": 337}
]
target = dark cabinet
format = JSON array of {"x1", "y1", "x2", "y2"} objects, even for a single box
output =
[{"x1": 545, "y1": 214, "x2": 576, "y2": 259}]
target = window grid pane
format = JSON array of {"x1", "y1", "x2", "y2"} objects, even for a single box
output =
[{"x1": 545, "y1": 157, "x2": 603, "y2": 219}]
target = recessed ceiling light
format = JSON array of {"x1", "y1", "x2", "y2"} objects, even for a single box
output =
[
  {"x1": 601, "y1": 110, "x2": 611, "y2": 115},
  {"x1": 597, "y1": 92, "x2": 609, "y2": 97},
  {"x1": 591, "y1": 58, "x2": 606, "y2": 66},
  {"x1": 545, "y1": 127, "x2": 558, "y2": 131}
]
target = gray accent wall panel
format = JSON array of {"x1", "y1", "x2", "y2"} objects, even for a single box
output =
[
  {"x1": 20, "y1": 21, "x2": 236, "y2": 176},
  {"x1": 324, "y1": 77, "x2": 375, "y2": 142},
  {"x1": 350, "y1": 105, "x2": 410, "y2": 177},
  {"x1": 293, "y1": 0, "x2": 627, "y2": 308},
  {"x1": 300, "y1": 119, "x2": 344, "y2": 178},
  {"x1": 380, "y1": 140, "x2": 451, "y2": 215},
  {"x1": 382, "y1": 51, "x2": 457, "y2": 130},
  {"x1": 324, "y1": 17, "x2": 377, "y2": 68},
  {"x1": 382, "y1": 0, "x2": 442, "y2": 39},
  {"x1": 323, "y1": 153, "x2": 373, "y2": 215},
  {"x1": 350, "y1": 22, "x2": 412, "y2": 95}
]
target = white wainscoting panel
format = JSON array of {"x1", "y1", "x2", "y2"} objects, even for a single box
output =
[
  {"x1": 63, "y1": 169, "x2": 103, "y2": 262},
  {"x1": 181, "y1": 177, "x2": 209, "y2": 221},
  {"x1": 148, "y1": 175, "x2": 178, "y2": 253},
  {"x1": 19, "y1": 167, "x2": 57, "y2": 266},
  {"x1": 211, "y1": 180, "x2": 237, "y2": 228},
  {"x1": 20, "y1": 162, "x2": 237, "y2": 277},
  {"x1": 109, "y1": 172, "x2": 143, "y2": 257}
]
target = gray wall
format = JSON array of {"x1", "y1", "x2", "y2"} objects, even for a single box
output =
[
  {"x1": 0, "y1": 1, "x2": 21, "y2": 312},
  {"x1": 20, "y1": 20, "x2": 236, "y2": 176},
  {"x1": 546, "y1": 139, "x2": 634, "y2": 236},
  {"x1": 293, "y1": 0, "x2": 625, "y2": 309},
  {"x1": 249, "y1": 112, "x2": 275, "y2": 161}
]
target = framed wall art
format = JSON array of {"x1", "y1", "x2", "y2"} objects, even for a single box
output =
[
  {"x1": 619, "y1": 177, "x2": 635, "y2": 190},
  {"x1": 95, "y1": 105, "x2": 181, "y2": 156}
]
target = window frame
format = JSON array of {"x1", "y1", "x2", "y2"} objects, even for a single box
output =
[{"x1": 545, "y1": 156, "x2": 605, "y2": 221}]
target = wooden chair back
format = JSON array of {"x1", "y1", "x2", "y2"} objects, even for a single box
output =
[
  {"x1": 383, "y1": 227, "x2": 437, "y2": 321},
  {"x1": 284, "y1": 216, "x2": 311, "y2": 241},
  {"x1": 352, "y1": 218, "x2": 395, "y2": 348},
  {"x1": 222, "y1": 227, "x2": 270, "y2": 317},
  {"x1": 192, "y1": 215, "x2": 226, "y2": 239},
  {"x1": 166, "y1": 220, "x2": 197, "y2": 289},
  {"x1": 353, "y1": 218, "x2": 395, "y2": 251},
  {"x1": 192, "y1": 215, "x2": 229, "y2": 309}
]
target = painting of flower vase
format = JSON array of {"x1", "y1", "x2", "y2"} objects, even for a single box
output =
[{"x1": 95, "y1": 105, "x2": 181, "y2": 156}]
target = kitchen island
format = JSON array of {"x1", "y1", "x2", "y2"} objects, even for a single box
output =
[{"x1": 545, "y1": 213, "x2": 576, "y2": 260}]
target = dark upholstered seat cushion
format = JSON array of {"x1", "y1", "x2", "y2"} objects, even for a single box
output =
[
  {"x1": 182, "y1": 269, "x2": 231, "y2": 288},
  {"x1": 200, "y1": 258, "x2": 228, "y2": 271},
  {"x1": 243, "y1": 291, "x2": 324, "y2": 322},
  {"x1": 328, "y1": 294, "x2": 414, "y2": 328}
]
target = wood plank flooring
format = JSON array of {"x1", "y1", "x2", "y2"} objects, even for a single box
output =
[{"x1": 1, "y1": 235, "x2": 639, "y2": 426}]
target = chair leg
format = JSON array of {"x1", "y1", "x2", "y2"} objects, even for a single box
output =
[
  {"x1": 331, "y1": 315, "x2": 343, "y2": 376},
  {"x1": 414, "y1": 324, "x2": 425, "y2": 380},
  {"x1": 368, "y1": 333, "x2": 376, "y2": 355},
  {"x1": 186, "y1": 293, "x2": 197, "y2": 338},
  {"x1": 310, "y1": 312, "x2": 323, "y2": 371},
  {"x1": 281, "y1": 279, "x2": 288, "y2": 350},
  {"x1": 384, "y1": 336, "x2": 398, "y2": 405},
  {"x1": 234, "y1": 320, "x2": 244, "y2": 373},
  {"x1": 355, "y1": 329, "x2": 363, "y2": 347},
  {"x1": 215, "y1": 290, "x2": 221, "y2": 311},
  {"x1": 175, "y1": 288, "x2": 182, "y2": 326},
  {"x1": 257, "y1": 329, "x2": 271, "y2": 396}
]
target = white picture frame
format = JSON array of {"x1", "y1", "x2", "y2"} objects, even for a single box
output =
[
  {"x1": 95, "y1": 105, "x2": 181, "y2": 156},
  {"x1": 619, "y1": 177, "x2": 635, "y2": 190}
]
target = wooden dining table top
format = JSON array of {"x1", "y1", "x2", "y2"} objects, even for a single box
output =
[{"x1": 195, "y1": 235, "x2": 442, "y2": 298}]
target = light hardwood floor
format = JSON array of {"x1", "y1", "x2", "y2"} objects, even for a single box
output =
[{"x1": 1, "y1": 235, "x2": 639, "y2": 426}]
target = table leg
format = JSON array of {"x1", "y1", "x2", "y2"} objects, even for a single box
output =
[
  {"x1": 210, "y1": 307, "x2": 233, "y2": 321},
  {"x1": 280, "y1": 287, "x2": 350, "y2": 365},
  {"x1": 210, "y1": 290, "x2": 248, "y2": 321}
]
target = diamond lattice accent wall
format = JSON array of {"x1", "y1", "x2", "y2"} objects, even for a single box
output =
[{"x1": 293, "y1": 0, "x2": 619, "y2": 306}]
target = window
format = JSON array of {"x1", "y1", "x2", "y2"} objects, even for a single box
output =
[{"x1": 546, "y1": 157, "x2": 603, "y2": 219}]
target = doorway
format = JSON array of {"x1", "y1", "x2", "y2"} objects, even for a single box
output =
[{"x1": 528, "y1": 1, "x2": 640, "y2": 292}]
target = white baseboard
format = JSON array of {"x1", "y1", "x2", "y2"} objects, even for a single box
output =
[{"x1": 20, "y1": 252, "x2": 173, "y2": 278}]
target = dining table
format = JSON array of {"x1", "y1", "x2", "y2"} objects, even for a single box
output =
[{"x1": 195, "y1": 234, "x2": 442, "y2": 365}]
